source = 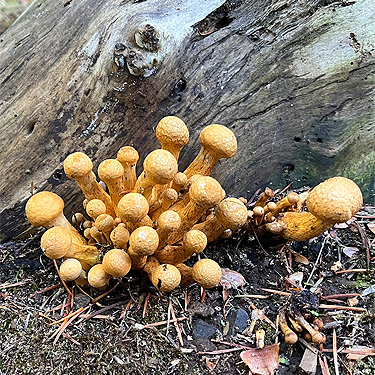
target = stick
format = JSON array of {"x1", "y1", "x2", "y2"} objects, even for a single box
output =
[{"x1": 319, "y1": 304, "x2": 366, "y2": 312}]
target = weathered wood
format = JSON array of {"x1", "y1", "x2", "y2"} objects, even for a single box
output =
[{"x1": 0, "y1": 0, "x2": 374, "y2": 241}]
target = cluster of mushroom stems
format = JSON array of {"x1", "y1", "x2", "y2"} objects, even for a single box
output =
[{"x1": 26, "y1": 116, "x2": 248, "y2": 292}]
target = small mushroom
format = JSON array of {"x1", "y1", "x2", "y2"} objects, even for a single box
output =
[
  {"x1": 40, "y1": 226, "x2": 72, "y2": 259},
  {"x1": 151, "y1": 264, "x2": 181, "y2": 292},
  {"x1": 129, "y1": 226, "x2": 159, "y2": 256},
  {"x1": 278, "y1": 310, "x2": 298, "y2": 345},
  {"x1": 291, "y1": 309, "x2": 326, "y2": 345},
  {"x1": 63, "y1": 152, "x2": 115, "y2": 217},
  {"x1": 184, "y1": 124, "x2": 237, "y2": 178},
  {"x1": 94, "y1": 213, "x2": 115, "y2": 244},
  {"x1": 192, "y1": 258, "x2": 222, "y2": 289},
  {"x1": 98, "y1": 159, "x2": 126, "y2": 215},
  {"x1": 71, "y1": 213, "x2": 86, "y2": 229},
  {"x1": 110, "y1": 224, "x2": 130, "y2": 249},
  {"x1": 254, "y1": 188, "x2": 274, "y2": 208},
  {"x1": 102, "y1": 248, "x2": 132, "y2": 277},
  {"x1": 59, "y1": 258, "x2": 83, "y2": 281},
  {"x1": 171, "y1": 172, "x2": 188, "y2": 193},
  {"x1": 155, "y1": 210, "x2": 181, "y2": 250},
  {"x1": 87, "y1": 264, "x2": 111, "y2": 289},
  {"x1": 86, "y1": 199, "x2": 107, "y2": 220},
  {"x1": 117, "y1": 146, "x2": 139, "y2": 192},
  {"x1": 156, "y1": 116, "x2": 189, "y2": 161},
  {"x1": 265, "y1": 192, "x2": 299, "y2": 220}
]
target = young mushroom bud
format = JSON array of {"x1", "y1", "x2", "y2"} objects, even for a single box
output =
[
  {"x1": 63, "y1": 152, "x2": 115, "y2": 217},
  {"x1": 117, "y1": 146, "x2": 139, "y2": 192},
  {"x1": 291, "y1": 309, "x2": 326, "y2": 345},
  {"x1": 87, "y1": 264, "x2": 111, "y2": 289},
  {"x1": 40, "y1": 226, "x2": 72, "y2": 259},
  {"x1": 117, "y1": 193, "x2": 150, "y2": 233},
  {"x1": 192, "y1": 198, "x2": 248, "y2": 242},
  {"x1": 110, "y1": 224, "x2": 130, "y2": 249},
  {"x1": 151, "y1": 264, "x2": 181, "y2": 292},
  {"x1": 255, "y1": 188, "x2": 274, "y2": 208},
  {"x1": 278, "y1": 310, "x2": 298, "y2": 345},
  {"x1": 133, "y1": 149, "x2": 178, "y2": 202},
  {"x1": 168, "y1": 176, "x2": 225, "y2": 244},
  {"x1": 266, "y1": 192, "x2": 300, "y2": 219},
  {"x1": 129, "y1": 226, "x2": 159, "y2": 256},
  {"x1": 192, "y1": 258, "x2": 222, "y2": 289},
  {"x1": 71, "y1": 213, "x2": 86, "y2": 229},
  {"x1": 155, "y1": 210, "x2": 181, "y2": 250},
  {"x1": 171, "y1": 172, "x2": 188, "y2": 192},
  {"x1": 184, "y1": 124, "x2": 237, "y2": 178},
  {"x1": 156, "y1": 116, "x2": 189, "y2": 162},
  {"x1": 102, "y1": 249, "x2": 132, "y2": 277},
  {"x1": 86, "y1": 199, "x2": 107, "y2": 220},
  {"x1": 59, "y1": 258, "x2": 83, "y2": 282},
  {"x1": 94, "y1": 213, "x2": 115, "y2": 244},
  {"x1": 98, "y1": 159, "x2": 126, "y2": 215},
  {"x1": 26, "y1": 191, "x2": 86, "y2": 245},
  {"x1": 150, "y1": 188, "x2": 178, "y2": 220},
  {"x1": 156, "y1": 229, "x2": 207, "y2": 265}
]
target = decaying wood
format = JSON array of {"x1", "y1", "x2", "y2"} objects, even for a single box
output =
[{"x1": 0, "y1": 0, "x2": 374, "y2": 241}]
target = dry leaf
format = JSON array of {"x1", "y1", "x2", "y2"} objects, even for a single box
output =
[
  {"x1": 368, "y1": 223, "x2": 375, "y2": 234},
  {"x1": 331, "y1": 261, "x2": 343, "y2": 272},
  {"x1": 345, "y1": 346, "x2": 375, "y2": 360},
  {"x1": 290, "y1": 250, "x2": 309, "y2": 265},
  {"x1": 241, "y1": 343, "x2": 280, "y2": 375},
  {"x1": 347, "y1": 297, "x2": 359, "y2": 307},
  {"x1": 288, "y1": 272, "x2": 304, "y2": 288},
  {"x1": 204, "y1": 356, "x2": 219, "y2": 371}
]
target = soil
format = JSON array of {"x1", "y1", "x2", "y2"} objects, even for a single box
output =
[{"x1": 1, "y1": 204, "x2": 374, "y2": 375}]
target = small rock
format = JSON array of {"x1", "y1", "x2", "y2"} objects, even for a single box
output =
[
  {"x1": 188, "y1": 301, "x2": 215, "y2": 318},
  {"x1": 192, "y1": 319, "x2": 218, "y2": 339},
  {"x1": 227, "y1": 308, "x2": 249, "y2": 335},
  {"x1": 74, "y1": 293, "x2": 91, "y2": 308}
]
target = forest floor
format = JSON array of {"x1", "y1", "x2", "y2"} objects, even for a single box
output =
[{"x1": 1, "y1": 203, "x2": 374, "y2": 375}]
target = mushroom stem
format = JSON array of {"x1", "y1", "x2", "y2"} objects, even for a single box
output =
[
  {"x1": 150, "y1": 188, "x2": 178, "y2": 220},
  {"x1": 265, "y1": 192, "x2": 299, "y2": 221},
  {"x1": 291, "y1": 309, "x2": 326, "y2": 345},
  {"x1": 117, "y1": 146, "x2": 139, "y2": 192},
  {"x1": 175, "y1": 263, "x2": 195, "y2": 287},
  {"x1": 65, "y1": 242, "x2": 101, "y2": 267},
  {"x1": 278, "y1": 310, "x2": 298, "y2": 345},
  {"x1": 254, "y1": 188, "x2": 274, "y2": 208},
  {"x1": 94, "y1": 214, "x2": 115, "y2": 245}
]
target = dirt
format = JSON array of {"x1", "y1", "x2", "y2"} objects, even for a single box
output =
[{"x1": 1, "y1": 206, "x2": 374, "y2": 375}]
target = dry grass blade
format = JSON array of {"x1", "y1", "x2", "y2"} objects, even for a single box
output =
[
  {"x1": 143, "y1": 317, "x2": 187, "y2": 328},
  {"x1": 335, "y1": 269, "x2": 368, "y2": 274},
  {"x1": 53, "y1": 259, "x2": 73, "y2": 298},
  {"x1": 319, "y1": 356, "x2": 330, "y2": 375},
  {"x1": 91, "y1": 282, "x2": 119, "y2": 304},
  {"x1": 169, "y1": 299, "x2": 184, "y2": 347},
  {"x1": 0, "y1": 280, "x2": 32, "y2": 289},
  {"x1": 29, "y1": 283, "x2": 61, "y2": 298},
  {"x1": 120, "y1": 298, "x2": 133, "y2": 319},
  {"x1": 143, "y1": 292, "x2": 150, "y2": 318},
  {"x1": 259, "y1": 288, "x2": 291, "y2": 296},
  {"x1": 49, "y1": 307, "x2": 84, "y2": 325},
  {"x1": 198, "y1": 348, "x2": 242, "y2": 355},
  {"x1": 319, "y1": 304, "x2": 366, "y2": 312},
  {"x1": 333, "y1": 328, "x2": 339, "y2": 375}
]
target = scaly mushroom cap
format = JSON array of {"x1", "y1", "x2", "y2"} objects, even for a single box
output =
[
  {"x1": 143, "y1": 149, "x2": 178, "y2": 185},
  {"x1": 199, "y1": 124, "x2": 237, "y2": 159},
  {"x1": 87, "y1": 264, "x2": 111, "y2": 289},
  {"x1": 215, "y1": 198, "x2": 248, "y2": 230},
  {"x1": 189, "y1": 176, "x2": 225, "y2": 207},
  {"x1": 183, "y1": 230, "x2": 207, "y2": 254},
  {"x1": 173, "y1": 172, "x2": 188, "y2": 189},
  {"x1": 156, "y1": 116, "x2": 189, "y2": 148},
  {"x1": 110, "y1": 224, "x2": 130, "y2": 248},
  {"x1": 156, "y1": 210, "x2": 181, "y2": 232},
  {"x1": 63, "y1": 152, "x2": 93, "y2": 178},
  {"x1": 95, "y1": 214, "x2": 114, "y2": 233},
  {"x1": 98, "y1": 159, "x2": 124, "y2": 182},
  {"x1": 60, "y1": 259, "x2": 82, "y2": 281},
  {"x1": 118, "y1": 193, "x2": 149, "y2": 222},
  {"x1": 25, "y1": 191, "x2": 65, "y2": 227},
  {"x1": 129, "y1": 226, "x2": 159, "y2": 255},
  {"x1": 86, "y1": 199, "x2": 107, "y2": 219},
  {"x1": 306, "y1": 177, "x2": 363, "y2": 224},
  {"x1": 151, "y1": 264, "x2": 181, "y2": 292},
  {"x1": 192, "y1": 259, "x2": 222, "y2": 289},
  {"x1": 40, "y1": 227, "x2": 72, "y2": 259},
  {"x1": 102, "y1": 249, "x2": 132, "y2": 277},
  {"x1": 117, "y1": 146, "x2": 139, "y2": 165}
]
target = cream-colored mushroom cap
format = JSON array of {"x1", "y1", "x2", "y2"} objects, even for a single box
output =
[
  {"x1": 25, "y1": 191, "x2": 65, "y2": 227},
  {"x1": 98, "y1": 159, "x2": 124, "y2": 181},
  {"x1": 183, "y1": 230, "x2": 207, "y2": 254},
  {"x1": 118, "y1": 193, "x2": 149, "y2": 222},
  {"x1": 157, "y1": 210, "x2": 181, "y2": 231},
  {"x1": 117, "y1": 146, "x2": 139, "y2": 165},
  {"x1": 40, "y1": 227, "x2": 72, "y2": 259},
  {"x1": 143, "y1": 149, "x2": 178, "y2": 185},
  {"x1": 63, "y1": 152, "x2": 93, "y2": 178},
  {"x1": 215, "y1": 198, "x2": 248, "y2": 230},
  {"x1": 192, "y1": 259, "x2": 222, "y2": 289},
  {"x1": 199, "y1": 124, "x2": 237, "y2": 159},
  {"x1": 151, "y1": 264, "x2": 181, "y2": 292},
  {"x1": 156, "y1": 116, "x2": 189, "y2": 148},
  {"x1": 102, "y1": 249, "x2": 131, "y2": 277},
  {"x1": 129, "y1": 226, "x2": 159, "y2": 255},
  {"x1": 110, "y1": 224, "x2": 130, "y2": 248},
  {"x1": 87, "y1": 264, "x2": 111, "y2": 288},
  {"x1": 189, "y1": 176, "x2": 225, "y2": 207},
  {"x1": 306, "y1": 177, "x2": 363, "y2": 224},
  {"x1": 95, "y1": 214, "x2": 114, "y2": 232},
  {"x1": 60, "y1": 259, "x2": 82, "y2": 281},
  {"x1": 86, "y1": 199, "x2": 106, "y2": 219}
]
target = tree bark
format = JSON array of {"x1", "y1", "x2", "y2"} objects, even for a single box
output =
[{"x1": 0, "y1": 0, "x2": 374, "y2": 241}]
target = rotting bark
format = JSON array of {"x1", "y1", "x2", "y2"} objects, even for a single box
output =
[{"x1": 0, "y1": 0, "x2": 374, "y2": 241}]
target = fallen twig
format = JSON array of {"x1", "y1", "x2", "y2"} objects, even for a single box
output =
[
  {"x1": 198, "y1": 348, "x2": 242, "y2": 355},
  {"x1": 143, "y1": 317, "x2": 188, "y2": 328},
  {"x1": 29, "y1": 283, "x2": 61, "y2": 298},
  {"x1": 319, "y1": 304, "x2": 366, "y2": 312},
  {"x1": 333, "y1": 328, "x2": 340, "y2": 375},
  {"x1": 170, "y1": 299, "x2": 184, "y2": 347},
  {"x1": 335, "y1": 269, "x2": 368, "y2": 274},
  {"x1": 0, "y1": 280, "x2": 32, "y2": 289},
  {"x1": 259, "y1": 288, "x2": 291, "y2": 296}
]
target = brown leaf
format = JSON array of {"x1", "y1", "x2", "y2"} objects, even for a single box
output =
[
  {"x1": 240, "y1": 343, "x2": 280, "y2": 375},
  {"x1": 290, "y1": 250, "x2": 309, "y2": 265},
  {"x1": 205, "y1": 356, "x2": 219, "y2": 371}
]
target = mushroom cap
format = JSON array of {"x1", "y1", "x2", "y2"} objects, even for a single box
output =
[
  {"x1": 215, "y1": 198, "x2": 248, "y2": 230},
  {"x1": 183, "y1": 230, "x2": 207, "y2": 254},
  {"x1": 117, "y1": 146, "x2": 139, "y2": 165},
  {"x1": 306, "y1": 177, "x2": 363, "y2": 223},
  {"x1": 63, "y1": 152, "x2": 93, "y2": 178},
  {"x1": 143, "y1": 149, "x2": 178, "y2": 185},
  {"x1": 129, "y1": 226, "x2": 159, "y2": 255},
  {"x1": 156, "y1": 210, "x2": 181, "y2": 231},
  {"x1": 87, "y1": 264, "x2": 111, "y2": 288},
  {"x1": 156, "y1": 116, "x2": 189, "y2": 147},
  {"x1": 25, "y1": 191, "x2": 65, "y2": 227},
  {"x1": 199, "y1": 124, "x2": 237, "y2": 158},
  {"x1": 40, "y1": 227, "x2": 72, "y2": 259},
  {"x1": 98, "y1": 159, "x2": 124, "y2": 182},
  {"x1": 86, "y1": 199, "x2": 107, "y2": 219},
  {"x1": 102, "y1": 249, "x2": 132, "y2": 277},
  {"x1": 163, "y1": 188, "x2": 178, "y2": 203},
  {"x1": 118, "y1": 193, "x2": 149, "y2": 222},
  {"x1": 110, "y1": 225, "x2": 130, "y2": 248},
  {"x1": 173, "y1": 172, "x2": 188, "y2": 188},
  {"x1": 60, "y1": 259, "x2": 82, "y2": 281},
  {"x1": 253, "y1": 206, "x2": 264, "y2": 216},
  {"x1": 95, "y1": 214, "x2": 114, "y2": 232},
  {"x1": 192, "y1": 259, "x2": 222, "y2": 289},
  {"x1": 189, "y1": 176, "x2": 225, "y2": 207},
  {"x1": 151, "y1": 264, "x2": 181, "y2": 292}
]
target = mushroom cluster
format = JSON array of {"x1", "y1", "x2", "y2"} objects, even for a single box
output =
[
  {"x1": 26, "y1": 116, "x2": 248, "y2": 292},
  {"x1": 246, "y1": 177, "x2": 363, "y2": 241}
]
